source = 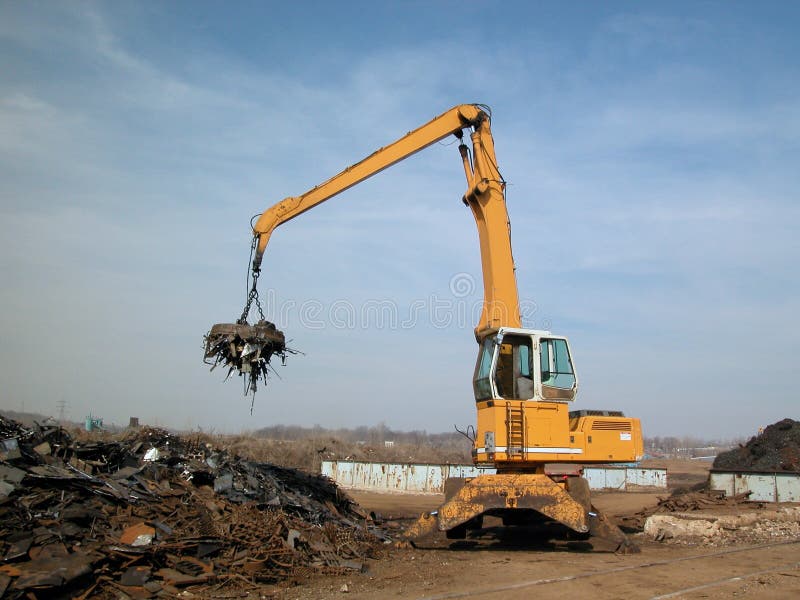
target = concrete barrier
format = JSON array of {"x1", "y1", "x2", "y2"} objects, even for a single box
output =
[
  {"x1": 709, "y1": 470, "x2": 800, "y2": 502},
  {"x1": 321, "y1": 460, "x2": 667, "y2": 494}
]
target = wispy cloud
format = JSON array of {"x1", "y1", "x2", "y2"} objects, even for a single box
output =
[{"x1": 0, "y1": 2, "x2": 797, "y2": 437}]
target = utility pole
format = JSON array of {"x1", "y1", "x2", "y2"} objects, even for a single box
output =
[{"x1": 56, "y1": 399, "x2": 67, "y2": 425}]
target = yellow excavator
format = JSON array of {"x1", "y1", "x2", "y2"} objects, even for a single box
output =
[{"x1": 206, "y1": 104, "x2": 643, "y2": 551}]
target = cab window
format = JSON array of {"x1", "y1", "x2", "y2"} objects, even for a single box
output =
[
  {"x1": 473, "y1": 337, "x2": 494, "y2": 401},
  {"x1": 494, "y1": 335, "x2": 533, "y2": 400},
  {"x1": 540, "y1": 338, "x2": 575, "y2": 390}
]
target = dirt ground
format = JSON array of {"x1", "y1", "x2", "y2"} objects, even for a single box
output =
[
  {"x1": 276, "y1": 539, "x2": 800, "y2": 600},
  {"x1": 272, "y1": 460, "x2": 800, "y2": 599}
]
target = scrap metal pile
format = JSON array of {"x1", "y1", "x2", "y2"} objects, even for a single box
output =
[
  {"x1": 713, "y1": 418, "x2": 800, "y2": 472},
  {"x1": 0, "y1": 416, "x2": 382, "y2": 599},
  {"x1": 204, "y1": 320, "x2": 291, "y2": 396}
]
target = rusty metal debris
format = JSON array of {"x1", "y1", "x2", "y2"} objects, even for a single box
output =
[
  {"x1": 0, "y1": 415, "x2": 383, "y2": 598},
  {"x1": 204, "y1": 320, "x2": 295, "y2": 397},
  {"x1": 619, "y1": 489, "x2": 756, "y2": 532},
  {"x1": 713, "y1": 418, "x2": 800, "y2": 472}
]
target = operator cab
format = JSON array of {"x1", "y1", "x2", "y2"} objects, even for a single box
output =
[{"x1": 473, "y1": 327, "x2": 577, "y2": 402}]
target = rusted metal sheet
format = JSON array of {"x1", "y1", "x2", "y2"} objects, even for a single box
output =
[
  {"x1": 618, "y1": 467, "x2": 668, "y2": 489},
  {"x1": 446, "y1": 465, "x2": 486, "y2": 479},
  {"x1": 709, "y1": 471, "x2": 800, "y2": 502},
  {"x1": 583, "y1": 467, "x2": 667, "y2": 491},
  {"x1": 386, "y1": 463, "x2": 407, "y2": 491},
  {"x1": 321, "y1": 461, "x2": 667, "y2": 493},
  {"x1": 321, "y1": 461, "x2": 494, "y2": 493},
  {"x1": 320, "y1": 461, "x2": 491, "y2": 494},
  {"x1": 425, "y1": 464, "x2": 444, "y2": 491}
]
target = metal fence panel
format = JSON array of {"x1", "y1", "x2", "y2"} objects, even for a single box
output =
[
  {"x1": 353, "y1": 461, "x2": 372, "y2": 490},
  {"x1": 320, "y1": 460, "x2": 334, "y2": 480},
  {"x1": 710, "y1": 471, "x2": 800, "y2": 502},
  {"x1": 426, "y1": 465, "x2": 445, "y2": 491},
  {"x1": 587, "y1": 468, "x2": 626, "y2": 490},
  {"x1": 626, "y1": 468, "x2": 668, "y2": 488},
  {"x1": 321, "y1": 461, "x2": 667, "y2": 494},
  {"x1": 583, "y1": 468, "x2": 607, "y2": 490},
  {"x1": 709, "y1": 472, "x2": 735, "y2": 497},
  {"x1": 385, "y1": 463, "x2": 409, "y2": 492},
  {"x1": 447, "y1": 465, "x2": 492, "y2": 479},
  {"x1": 738, "y1": 473, "x2": 778, "y2": 502},
  {"x1": 776, "y1": 475, "x2": 800, "y2": 502}
]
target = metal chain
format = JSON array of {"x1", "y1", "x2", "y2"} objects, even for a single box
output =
[
  {"x1": 238, "y1": 276, "x2": 265, "y2": 324},
  {"x1": 239, "y1": 238, "x2": 266, "y2": 324},
  {"x1": 239, "y1": 272, "x2": 265, "y2": 323}
]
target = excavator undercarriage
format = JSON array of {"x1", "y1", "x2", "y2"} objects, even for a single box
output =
[{"x1": 403, "y1": 473, "x2": 638, "y2": 553}]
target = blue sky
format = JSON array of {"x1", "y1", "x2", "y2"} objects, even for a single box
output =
[{"x1": 0, "y1": 1, "x2": 797, "y2": 438}]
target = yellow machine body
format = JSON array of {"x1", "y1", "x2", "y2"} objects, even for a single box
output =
[
  {"x1": 470, "y1": 326, "x2": 642, "y2": 469},
  {"x1": 474, "y1": 401, "x2": 643, "y2": 468}
]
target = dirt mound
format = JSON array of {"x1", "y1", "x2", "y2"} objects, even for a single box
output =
[{"x1": 713, "y1": 418, "x2": 800, "y2": 472}]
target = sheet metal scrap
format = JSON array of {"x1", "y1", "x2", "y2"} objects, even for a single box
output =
[
  {"x1": 0, "y1": 415, "x2": 383, "y2": 599},
  {"x1": 204, "y1": 320, "x2": 291, "y2": 394}
]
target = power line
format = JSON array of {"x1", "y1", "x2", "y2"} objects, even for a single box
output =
[{"x1": 56, "y1": 399, "x2": 67, "y2": 424}]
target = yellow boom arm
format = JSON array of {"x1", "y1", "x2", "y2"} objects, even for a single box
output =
[{"x1": 251, "y1": 104, "x2": 521, "y2": 335}]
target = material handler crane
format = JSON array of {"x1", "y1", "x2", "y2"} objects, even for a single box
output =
[{"x1": 206, "y1": 104, "x2": 643, "y2": 551}]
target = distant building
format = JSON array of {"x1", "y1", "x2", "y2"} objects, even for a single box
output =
[{"x1": 85, "y1": 414, "x2": 103, "y2": 432}]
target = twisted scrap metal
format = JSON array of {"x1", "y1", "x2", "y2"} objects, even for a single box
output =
[{"x1": 204, "y1": 320, "x2": 295, "y2": 401}]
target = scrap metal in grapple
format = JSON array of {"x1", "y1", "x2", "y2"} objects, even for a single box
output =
[{"x1": 204, "y1": 320, "x2": 288, "y2": 394}]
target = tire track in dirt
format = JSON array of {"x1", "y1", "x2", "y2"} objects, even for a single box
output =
[{"x1": 418, "y1": 540, "x2": 800, "y2": 600}]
